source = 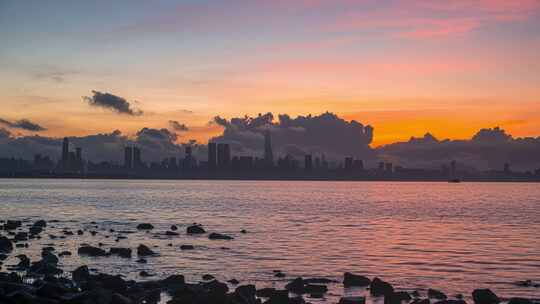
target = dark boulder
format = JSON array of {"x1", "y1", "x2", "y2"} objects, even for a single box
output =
[
  {"x1": 0, "y1": 236, "x2": 13, "y2": 253},
  {"x1": 235, "y1": 284, "x2": 257, "y2": 303},
  {"x1": 385, "y1": 291, "x2": 412, "y2": 304},
  {"x1": 285, "y1": 277, "x2": 305, "y2": 294},
  {"x1": 508, "y1": 298, "x2": 533, "y2": 304},
  {"x1": 137, "y1": 244, "x2": 156, "y2": 256},
  {"x1": 73, "y1": 265, "x2": 90, "y2": 283},
  {"x1": 203, "y1": 279, "x2": 229, "y2": 295},
  {"x1": 166, "y1": 231, "x2": 179, "y2": 236},
  {"x1": 180, "y1": 244, "x2": 195, "y2": 250},
  {"x1": 472, "y1": 289, "x2": 499, "y2": 304},
  {"x1": 78, "y1": 246, "x2": 108, "y2": 257},
  {"x1": 429, "y1": 289, "x2": 447, "y2": 300},
  {"x1": 4, "y1": 220, "x2": 21, "y2": 230},
  {"x1": 109, "y1": 247, "x2": 132, "y2": 258},
  {"x1": 343, "y1": 272, "x2": 371, "y2": 287},
  {"x1": 14, "y1": 232, "x2": 28, "y2": 241},
  {"x1": 137, "y1": 223, "x2": 154, "y2": 230},
  {"x1": 370, "y1": 277, "x2": 394, "y2": 297},
  {"x1": 209, "y1": 232, "x2": 234, "y2": 240},
  {"x1": 304, "y1": 284, "x2": 328, "y2": 294},
  {"x1": 228, "y1": 279, "x2": 240, "y2": 285},
  {"x1": 256, "y1": 288, "x2": 278, "y2": 298},
  {"x1": 170, "y1": 225, "x2": 178, "y2": 231},
  {"x1": 187, "y1": 225, "x2": 206, "y2": 234},
  {"x1": 340, "y1": 297, "x2": 367, "y2": 304},
  {"x1": 59, "y1": 251, "x2": 72, "y2": 257}
]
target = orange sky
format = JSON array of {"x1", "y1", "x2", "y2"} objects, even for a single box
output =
[{"x1": 1, "y1": 1, "x2": 539, "y2": 146}]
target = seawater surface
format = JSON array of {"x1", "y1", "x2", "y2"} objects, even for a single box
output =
[{"x1": 0, "y1": 179, "x2": 539, "y2": 301}]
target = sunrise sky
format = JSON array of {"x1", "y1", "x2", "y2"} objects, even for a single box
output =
[{"x1": 1, "y1": 0, "x2": 539, "y2": 146}]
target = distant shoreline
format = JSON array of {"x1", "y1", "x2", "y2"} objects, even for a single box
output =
[{"x1": 1, "y1": 175, "x2": 539, "y2": 183}]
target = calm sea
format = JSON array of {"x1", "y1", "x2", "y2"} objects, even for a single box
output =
[{"x1": 0, "y1": 179, "x2": 539, "y2": 301}]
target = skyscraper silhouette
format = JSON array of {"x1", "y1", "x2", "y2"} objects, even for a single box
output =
[
  {"x1": 264, "y1": 130, "x2": 273, "y2": 167},
  {"x1": 124, "y1": 147, "x2": 133, "y2": 169},
  {"x1": 62, "y1": 137, "x2": 69, "y2": 164},
  {"x1": 208, "y1": 142, "x2": 217, "y2": 170}
]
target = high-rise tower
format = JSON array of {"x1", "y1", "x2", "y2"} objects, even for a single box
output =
[{"x1": 264, "y1": 130, "x2": 273, "y2": 167}]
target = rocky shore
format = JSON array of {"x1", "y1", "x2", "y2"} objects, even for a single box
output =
[{"x1": 0, "y1": 218, "x2": 538, "y2": 304}]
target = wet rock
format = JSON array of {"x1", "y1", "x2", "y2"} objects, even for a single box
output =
[
  {"x1": 140, "y1": 271, "x2": 154, "y2": 277},
  {"x1": 41, "y1": 251, "x2": 59, "y2": 265},
  {"x1": 234, "y1": 284, "x2": 257, "y2": 303},
  {"x1": 4, "y1": 220, "x2": 22, "y2": 230},
  {"x1": 370, "y1": 277, "x2": 394, "y2": 297},
  {"x1": 343, "y1": 272, "x2": 371, "y2": 287},
  {"x1": 180, "y1": 244, "x2": 195, "y2": 250},
  {"x1": 411, "y1": 299, "x2": 431, "y2": 304},
  {"x1": 90, "y1": 230, "x2": 97, "y2": 236},
  {"x1": 16, "y1": 254, "x2": 30, "y2": 269},
  {"x1": 29, "y1": 226, "x2": 43, "y2": 235},
  {"x1": 304, "y1": 278, "x2": 335, "y2": 284},
  {"x1": 434, "y1": 300, "x2": 468, "y2": 304},
  {"x1": 112, "y1": 292, "x2": 134, "y2": 304},
  {"x1": 0, "y1": 236, "x2": 13, "y2": 253},
  {"x1": 166, "y1": 231, "x2": 179, "y2": 236},
  {"x1": 109, "y1": 247, "x2": 132, "y2": 258},
  {"x1": 228, "y1": 278, "x2": 240, "y2": 285},
  {"x1": 429, "y1": 289, "x2": 447, "y2": 300},
  {"x1": 304, "y1": 284, "x2": 328, "y2": 294},
  {"x1": 203, "y1": 279, "x2": 229, "y2": 295},
  {"x1": 59, "y1": 251, "x2": 72, "y2": 257},
  {"x1": 14, "y1": 232, "x2": 28, "y2": 241},
  {"x1": 170, "y1": 225, "x2": 178, "y2": 231},
  {"x1": 33, "y1": 219, "x2": 47, "y2": 228},
  {"x1": 29, "y1": 259, "x2": 63, "y2": 275},
  {"x1": 385, "y1": 291, "x2": 412, "y2": 304},
  {"x1": 209, "y1": 232, "x2": 234, "y2": 240},
  {"x1": 161, "y1": 274, "x2": 186, "y2": 290},
  {"x1": 339, "y1": 296, "x2": 367, "y2": 304},
  {"x1": 78, "y1": 245, "x2": 108, "y2": 257},
  {"x1": 508, "y1": 298, "x2": 533, "y2": 304},
  {"x1": 136, "y1": 258, "x2": 147, "y2": 264},
  {"x1": 137, "y1": 223, "x2": 154, "y2": 230},
  {"x1": 472, "y1": 289, "x2": 500, "y2": 304},
  {"x1": 137, "y1": 244, "x2": 156, "y2": 256},
  {"x1": 256, "y1": 287, "x2": 278, "y2": 298},
  {"x1": 285, "y1": 277, "x2": 306, "y2": 294},
  {"x1": 187, "y1": 224, "x2": 206, "y2": 234},
  {"x1": 77, "y1": 229, "x2": 84, "y2": 235},
  {"x1": 241, "y1": 229, "x2": 247, "y2": 233},
  {"x1": 274, "y1": 271, "x2": 286, "y2": 278},
  {"x1": 203, "y1": 274, "x2": 215, "y2": 280}
]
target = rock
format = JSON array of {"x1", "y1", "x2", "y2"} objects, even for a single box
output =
[
  {"x1": 136, "y1": 258, "x2": 147, "y2": 264},
  {"x1": 171, "y1": 225, "x2": 178, "y2": 231},
  {"x1": 285, "y1": 277, "x2": 305, "y2": 293},
  {"x1": 429, "y1": 289, "x2": 447, "y2": 300},
  {"x1": 140, "y1": 271, "x2": 154, "y2": 277},
  {"x1": 203, "y1": 274, "x2": 215, "y2": 280},
  {"x1": 59, "y1": 251, "x2": 72, "y2": 257},
  {"x1": 0, "y1": 236, "x2": 13, "y2": 253},
  {"x1": 78, "y1": 246, "x2": 108, "y2": 257},
  {"x1": 209, "y1": 232, "x2": 234, "y2": 240},
  {"x1": 29, "y1": 226, "x2": 43, "y2": 235},
  {"x1": 472, "y1": 289, "x2": 499, "y2": 304},
  {"x1": 77, "y1": 229, "x2": 84, "y2": 235},
  {"x1": 411, "y1": 299, "x2": 431, "y2": 304},
  {"x1": 137, "y1": 223, "x2": 154, "y2": 230},
  {"x1": 166, "y1": 231, "x2": 179, "y2": 236},
  {"x1": 187, "y1": 224, "x2": 206, "y2": 234},
  {"x1": 241, "y1": 229, "x2": 247, "y2": 233},
  {"x1": 33, "y1": 219, "x2": 47, "y2": 228},
  {"x1": 41, "y1": 251, "x2": 59, "y2": 265},
  {"x1": 29, "y1": 259, "x2": 63, "y2": 275},
  {"x1": 274, "y1": 271, "x2": 286, "y2": 278},
  {"x1": 339, "y1": 296, "x2": 367, "y2": 304},
  {"x1": 109, "y1": 247, "x2": 132, "y2": 258},
  {"x1": 385, "y1": 291, "x2": 412, "y2": 304},
  {"x1": 14, "y1": 232, "x2": 28, "y2": 241},
  {"x1": 203, "y1": 279, "x2": 229, "y2": 295},
  {"x1": 112, "y1": 293, "x2": 134, "y2": 304},
  {"x1": 508, "y1": 298, "x2": 533, "y2": 304},
  {"x1": 180, "y1": 244, "x2": 195, "y2": 250},
  {"x1": 235, "y1": 284, "x2": 257, "y2": 303},
  {"x1": 4, "y1": 220, "x2": 22, "y2": 230},
  {"x1": 343, "y1": 272, "x2": 371, "y2": 287},
  {"x1": 434, "y1": 300, "x2": 467, "y2": 304},
  {"x1": 137, "y1": 244, "x2": 156, "y2": 256},
  {"x1": 304, "y1": 284, "x2": 328, "y2": 294},
  {"x1": 161, "y1": 274, "x2": 186, "y2": 288},
  {"x1": 256, "y1": 288, "x2": 278, "y2": 298},
  {"x1": 228, "y1": 278, "x2": 240, "y2": 285},
  {"x1": 304, "y1": 278, "x2": 335, "y2": 284},
  {"x1": 16, "y1": 254, "x2": 30, "y2": 269},
  {"x1": 370, "y1": 277, "x2": 394, "y2": 297}
]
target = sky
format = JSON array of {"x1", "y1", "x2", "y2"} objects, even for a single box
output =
[{"x1": 1, "y1": 0, "x2": 539, "y2": 146}]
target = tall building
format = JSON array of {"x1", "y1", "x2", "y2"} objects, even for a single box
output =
[
  {"x1": 217, "y1": 143, "x2": 231, "y2": 169},
  {"x1": 62, "y1": 137, "x2": 69, "y2": 164},
  {"x1": 76, "y1": 147, "x2": 82, "y2": 162},
  {"x1": 133, "y1": 147, "x2": 141, "y2": 168},
  {"x1": 124, "y1": 147, "x2": 133, "y2": 169},
  {"x1": 264, "y1": 130, "x2": 273, "y2": 167},
  {"x1": 344, "y1": 157, "x2": 353, "y2": 170},
  {"x1": 304, "y1": 154, "x2": 313, "y2": 172},
  {"x1": 208, "y1": 142, "x2": 217, "y2": 170}
]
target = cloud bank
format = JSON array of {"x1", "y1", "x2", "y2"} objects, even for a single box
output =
[
  {"x1": 0, "y1": 118, "x2": 47, "y2": 131},
  {"x1": 169, "y1": 120, "x2": 189, "y2": 132},
  {"x1": 211, "y1": 112, "x2": 375, "y2": 161},
  {"x1": 378, "y1": 127, "x2": 540, "y2": 171},
  {"x1": 83, "y1": 90, "x2": 143, "y2": 116}
]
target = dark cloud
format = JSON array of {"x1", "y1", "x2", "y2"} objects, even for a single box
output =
[
  {"x1": 168, "y1": 120, "x2": 189, "y2": 131},
  {"x1": 378, "y1": 127, "x2": 540, "y2": 170},
  {"x1": 83, "y1": 90, "x2": 143, "y2": 116},
  {"x1": 0, "y1": 128, "x2": 11, "y2": 138},
  {"x1": 211, "y1": 112, "x2": 374, "y2": 160},
  {"x1": 0, "y1": 118, "x2": 47, "y2": 131}
]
